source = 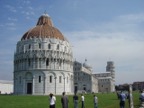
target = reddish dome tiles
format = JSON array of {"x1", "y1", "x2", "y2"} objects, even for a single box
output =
[{"x1": 21, "y1": 14, "x2": 65, "y2": 41}]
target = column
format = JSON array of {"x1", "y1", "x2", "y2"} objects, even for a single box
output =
[
  {"x1": 23, "y1": 78, "x2": 25, "y2": 94},
  {"x1": 43, "y1": 76, "x2": 46, "y2": 95},
  {"x1": 64, "y1": 77, "x2": 65, "y2": 92},
  {"x1": 36, "y1": 58, "x2": 38, "y2": 69},
  {"x1": 54, "y1": 77, "x2": 57, "y2": 94},
  {"x1": 33, "y1": 58, "x2": 35, "y2": 69},
  {"x1": 32, "y1": 75, "x2": 35, "y2": 95},
  {"x1": 71, "y1": 75, "x2": 74, "y2": 93}
]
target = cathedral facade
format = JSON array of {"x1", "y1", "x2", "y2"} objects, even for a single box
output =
[
  {"x1": 14, "y1": 14, "x2": 73, "y2": 95},
  {"x1": 73, "y1": 60, "x2": 98, "y2": 93},
  {"x1": 74, "y1": 60, "x2": 115, "y2": 93}
]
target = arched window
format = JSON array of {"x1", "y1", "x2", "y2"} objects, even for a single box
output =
[
  {"x1": 54, "y1": 58, "x2": 56, "y2": 62},
  {"x1": 59, "y1": 76, "x2": 62, "y2": 83},
  {"x1": 48, "y1": 44, "x2": 51, "y2": 49},
  {"x1": 57, "y1": 44, "x2": 59, "y2": 50},
  {"x1": 46, "y1": 58, "x2": 49, "y2": 66},
  {"x1": 28, "y1": 58, "x2": 31, "y2": 66},
  {"x1": 29, "y1": 44, "x2": 31, "y2": 49},
  {"x1": 39, "y1": 43, "x2": 41, "y2": 49},
  {"x1": 50, "y1": 76, "x2": 52, "y2": 83},
  {"x1": 39, "y1": 76, "x2": 41, "y2": 83}
]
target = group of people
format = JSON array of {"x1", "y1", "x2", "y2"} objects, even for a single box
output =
[
  {"x1": 49, "y1": 92, "x2": 98, "y2": 108},
  {"x1": 118, "y1": 90, "x2": 144, "y2": 108},
  {"x1": 49, "y1": 90, "x2": 144, "y2": 108}
]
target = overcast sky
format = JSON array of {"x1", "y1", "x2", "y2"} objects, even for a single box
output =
[{"x1": 0, "y1": 0, "x2": 144, "y2": 84}]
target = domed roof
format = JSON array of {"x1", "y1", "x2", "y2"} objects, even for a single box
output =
[
  {"x1": 83, "y1": 59, "x2": 92, "y2": 69},
  {"x1": 21, "y1": 13, "x2": 66, "y2": 41}
]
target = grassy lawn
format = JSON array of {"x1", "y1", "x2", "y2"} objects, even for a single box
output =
[{"x1": 0, "y1": 92, "x2": 141, "y2": 108}]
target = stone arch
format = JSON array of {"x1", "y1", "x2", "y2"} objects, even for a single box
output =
[
  {"x1": 23, "y1": 72, "x2": 33, "y2": 94},
  {"x1": 25, "y1": 72, "x2": 33, "y2": 80},
  {"x1": 60, "y1": 72, "x2": 65, "y2": 78},
  {"x1": 47, "y1": 71, "x2": 56, "y2": 76},
  {"x1": 47, "y1": 71, "x2": 57, "y2": 83}
]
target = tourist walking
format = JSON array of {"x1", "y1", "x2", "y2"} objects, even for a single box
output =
[
  {"x1": 119, "y1": 91, "x2": 127, "y2": 108},
  {"x1": 73, "y1": 93, "x2": 79, "y2": 108},
  {"x1": 139, "y1": 90, "x2": 144, "y2": 103},
  {"x1": 49, "y1": 93, "x2": 56, "y2": 108},
  {"x1": 94, "y1": 95, "x2": 98, "y2": 108},
  {"x1": 61, "y1": 92, "x2": 69, "y2": 108},
  {"x1": 81, "y1": 94, "x2": 85, "y2": 108}
]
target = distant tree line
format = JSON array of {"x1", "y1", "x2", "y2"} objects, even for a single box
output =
[{"x1": 115, "y1": 84, "x2": 129, "y2": 91}]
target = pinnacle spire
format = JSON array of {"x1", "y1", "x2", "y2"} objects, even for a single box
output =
[
  {"x1": 36, "y1": 11, "x2": 53, "y2": 26},
  {"x1": 43, "y1": 10, "x2": 50, "y2": 17}
]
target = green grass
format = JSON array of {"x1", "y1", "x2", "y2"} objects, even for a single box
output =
[{"x1": 0, "y1": 92, "x2": 141, "y2": 108}]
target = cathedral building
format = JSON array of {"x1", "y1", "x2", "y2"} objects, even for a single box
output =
[
  {"x1": 13, "y1": 13, "x2": 115, "y2": 95},
  {"x1": 74, "y1": 60, "x2": 115, "y2": 93},
  {"x1": 14, "y1": 13, "x2": 73, "y2": 95},
  {"x1": 73, "y1": 60, "x2": 98, "y2": 93}
]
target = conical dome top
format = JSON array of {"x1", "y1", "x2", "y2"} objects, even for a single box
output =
[{"x1": 36, "y1": 13, "x2": 53, "y2": 26}]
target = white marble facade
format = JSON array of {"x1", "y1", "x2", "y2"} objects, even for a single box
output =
[
  {"x1": 74, "y1": 60, "x2": 115, "y2": 93},
  {"x1": 13, "y1": 14, "x2": 115, "y2": 95},
  {"x1": 73, "y1": 60, "x2": 98, "y2": 93},
  {"x1": 14, "y1": 14, "x2": 73, "y2": 95}
]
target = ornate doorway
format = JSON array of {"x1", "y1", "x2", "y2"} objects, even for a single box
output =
[
  {"x1": 25, "y1": 72, "x2": 33, "y2": 94},
  {"x1": 27, "y1": 83, "x2": 32, "y2": 94}
]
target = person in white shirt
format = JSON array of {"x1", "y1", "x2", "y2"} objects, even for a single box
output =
[
  {"x1": 49, "y1": 93, "x2": 56, "y2": 108},
  {"x1": 81, "y1": 94, "x2": 85, "y2": 108},
  {"x1": 94, "y1": 95, "x2": 98, "y2": 108}
]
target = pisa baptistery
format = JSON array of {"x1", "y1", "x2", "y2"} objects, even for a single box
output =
[{"x1": 14, "y1": 13, "x2": 73, "y2": 95}]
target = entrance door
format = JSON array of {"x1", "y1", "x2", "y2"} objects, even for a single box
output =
[{"x1": 27, "y1": 83, "x2": 32, "y2": 94}]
